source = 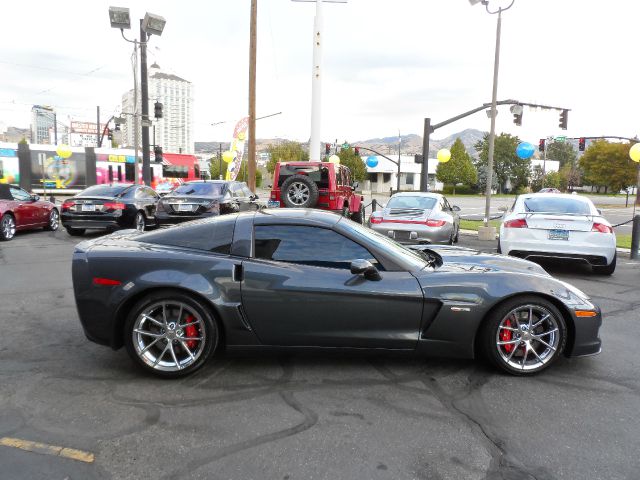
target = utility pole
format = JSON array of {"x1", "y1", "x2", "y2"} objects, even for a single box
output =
[
  {"x1": 140, "y1": 19, "x2": 151, "y2": 186},
  {"x1": 96, "y1": 106, "x2": 101, "y2": 148},
  {"x1": 248, "y1": 0, "x2": 257, "y2": 191},
  {"x1": 421, "y1": 118, "x2": 431, "y2": 191},
  {"x1": 397, "y1": 130, "x2": 401, "y2": 192}
]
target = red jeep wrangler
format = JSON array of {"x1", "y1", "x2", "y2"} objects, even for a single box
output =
[{"x1": 270, "y1": 162, "x2": 365, "y2": 223}]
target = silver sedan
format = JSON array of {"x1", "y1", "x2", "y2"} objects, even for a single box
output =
[{"x1": 368, "y1": 192, "x2": 460, "y2": 244}]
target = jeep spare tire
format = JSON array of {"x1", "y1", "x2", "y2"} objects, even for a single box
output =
[{"x1": 281, "y1": 174, "x2": 319, "y2": 208}]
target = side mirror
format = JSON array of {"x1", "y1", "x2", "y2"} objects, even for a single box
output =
[
  {"x1": 352, "y1": 181, "x2": 359, "y2": 190},
  {"x1": 597, "y1": 209, "x2": 602, "y2": 215},
  {"x1": 452, "y1": 205, "x2": 461, "y2": 212},
  {"x1": 31, "y1": 194, "x2": 40, "y2": 202},
  {"x1": 267, "y1": 184, "x2": 273, "y2": 189},
  {"x1": 350, "y1": 259, "x2": 381, "y2": 281}
]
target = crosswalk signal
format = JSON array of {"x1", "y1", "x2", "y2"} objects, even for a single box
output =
[
  {"x1": 539, "y1": 139, "x2": 545, "y2": 152},
  {"x1": 510, "y1": 104, "x2": 523, "y2": 126},
  {"x1": 579, "y1": 137, "x2": 586, "y2": 151},
  {"x1": 154, "y1": 101, "x2": 163, "y2": 119},
  {"x1": 107, "y1": 128, "x2": 113, "y2": 141},
  {"x1": 153, "y1": 146, "x2": 163, "y2": 162},
  {"x1": 325, "y1": 143, "x2": 331, "y2": 155},
  {"x1": 558, "y1": 109, "x2": 568, "y2": 130},
  {"x1": 354, "y1": 147, "x2": 360, "y2": 156}
]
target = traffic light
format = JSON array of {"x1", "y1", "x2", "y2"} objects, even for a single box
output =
[
  {"x1": 114, "y1": 123, "x2": 121, "y2": 132},
  {"x1": 510, "y1": 104, "x2": 523, "y2": 126},
  {"x1": 558, "y1": 109, "x2": 568, "y2": 130},
  {"x1": 539, "y1": 139, "x2": 545, "y2": 152},
  {"x1": 153, "y1": 146, "x2": 163, "y2": 162},
  {"x1": 354, "y1": 147, "x2": 360, "y2": 156},
  {"x1": 154, "y1": 101, "x2": 163, "y2": 119},
  {"x1": 325, "y1": 143, "x2": 331, "y2": 155},
  {"x1": 579, "y1": 137, "x2": 586, "y2": 151},
  {"x1": 107, "y1": 128, "x2": 113, "y2": 141}
]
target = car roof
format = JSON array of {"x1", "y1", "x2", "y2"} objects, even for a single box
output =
[
  {"x1": 253, "y1": 208, "x2": 341, "y2": 227},
  {"x1": 391, "y1": 192, "x2": 442, "y2": 199}
]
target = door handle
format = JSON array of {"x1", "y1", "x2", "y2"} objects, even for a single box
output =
[{"x1": 233, "y1": 264, "x2": 244, "y2": 282}]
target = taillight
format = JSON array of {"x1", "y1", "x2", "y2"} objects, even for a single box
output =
[
  {"x1": 425, "y1": 220, "x2": 446, "y2": 227},
  {"x1": 504, "y1": 218, "x2": 528, "y2": 228},
  {"x1": 92, "y1": 277, "x2": 121, "y2": 286},
  {"x1": 103, "y1": 202, "x2": 126, "y2": 210},
  {"x1": 370, "y1": 216, "x2": 383, "y2": 224},
  {"x1": 592, "y1": 223, "x2": 613, "y2": 234},
  {"x1": 62, "y1": 200, "x2": 75, "y2": 211}
]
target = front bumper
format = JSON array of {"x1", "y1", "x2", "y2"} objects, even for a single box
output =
[{"x1": 567, "y1": 307, "x2": 602, "y2": 357}]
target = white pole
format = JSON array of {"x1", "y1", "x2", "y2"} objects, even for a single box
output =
[
  {"x1": 309, "y1": 0, "x2": 323, "y2": 161},
  {"x1": 133, "y1": 41, "x2": 140, "y2": 184}
]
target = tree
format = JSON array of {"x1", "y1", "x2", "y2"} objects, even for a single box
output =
[
  {"x1": 266, "y1": 141, "x2": 308, "y2": 174},
  {"x1": 558, "y1": 162, "x2": 582, "y2": 192},
  {"x1": 338, "y1": 147, "x2": 367, "y2": 182},
  {"x1": 210, "y1": 157, "x2": 263, "y2": 188},
  {"x1": 546, "y1": 141, "x2": 577, "y2": 168},
  {"x1": 530, "y1": 165, "x2": 544, "y2": 192},
  {"x1": 435, "y1": 138, "x2": 477, "y2": 194},
  {"x1": 474, "y1": 133, "x2": 529, "y2": 193},
  {"x1": 579, "y1": 140, "x2": 637, "y2": 193}
]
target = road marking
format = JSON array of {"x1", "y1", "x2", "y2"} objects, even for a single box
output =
[{"x1": 0, "y1": 437, "x2": 94, "y2": 463}]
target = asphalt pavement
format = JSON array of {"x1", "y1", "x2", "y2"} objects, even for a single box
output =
[{"x1": 1, "y1": 227, "x2": 639, "y2": 480}]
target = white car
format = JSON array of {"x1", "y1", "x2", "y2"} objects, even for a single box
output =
[{"x1": 499, "y1": 193, "x2": 616, "y2": 275}]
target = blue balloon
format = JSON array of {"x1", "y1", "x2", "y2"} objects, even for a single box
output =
[
  {"x1": 516, "y1": 142, "x2": 535, "y2": 160},
  {"x1": 366, "y1": 155, "x2": 378, "y2": 168}
]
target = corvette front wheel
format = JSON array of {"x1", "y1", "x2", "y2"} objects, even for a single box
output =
[
  {"x1": 124, "y1": 290, "x2": 218, "y2": 378},
  {"x1": 480, "y1": 296, "x2": 566, "y2": 375}
]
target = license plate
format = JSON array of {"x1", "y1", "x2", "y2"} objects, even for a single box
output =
[
  {"x1": 81, "y1": 204, "x2": 95, "y2": 212},
  {"x1": 548, "y1": 229, "x2": 569, "y2": 241},
  {"x1": 177, "y1": 204, "x2": 193, "y2": 212},
  {"x1": 267, "y1": 200, "x2": 280, "y2": 208}
]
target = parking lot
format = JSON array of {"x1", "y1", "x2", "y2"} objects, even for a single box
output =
[{"x1": 1, "y1": 227, "x2": 639, "y2": 480}]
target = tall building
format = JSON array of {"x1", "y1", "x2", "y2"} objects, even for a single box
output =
[
  {"x1": 121, "y1": 63, "x2": 194, "y2": 154},
  {"x1": 31, "y1": 105, "x2": 56, "y2": 144}
]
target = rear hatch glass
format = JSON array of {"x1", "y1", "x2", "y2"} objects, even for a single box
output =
[{"x1": 522, "y1": 197, "x2": 594, "y2": 232}]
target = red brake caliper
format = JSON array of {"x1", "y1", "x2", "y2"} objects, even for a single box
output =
[
  {"x1": 183, "y1": 315, "x2": 198, "y2": 349},
  {"x1": 500, "y1": 319, "x2": 514, "y2": 353}
]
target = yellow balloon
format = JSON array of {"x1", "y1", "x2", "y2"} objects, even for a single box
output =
[
  {"x1": 237, "y1": 132, "x2": 246, "y2": 141},
  {"x1": 437, "y1": 148, "x2": 451, "y2": 163},
  {"x1": 56, "y1": 145, "x2": 72, "y2": 159},
  {"x1": 222, "y1": 151, "x2": 235, "y2": 163},
  {"x1": 328, "y1": 154, "x2": 340, "y2": 164},
  {"x1": 630, "y1": 143, "x2": 640, "y2": 162}
]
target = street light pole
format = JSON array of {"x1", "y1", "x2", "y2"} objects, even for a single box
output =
[
  {"x1": 139, "y1": 19, "x2": 151, "y2": 186},
  {"x1": 248, "y1": 0, "x2": 258, "y2": 191}
]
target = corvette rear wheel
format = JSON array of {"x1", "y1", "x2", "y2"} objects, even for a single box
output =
[
  {"x1": 124, "y1": 291, "x2": 218, "y2": 378},
  {"x1": 480, "y1": 296, "x2": 566, "y2": 375}
]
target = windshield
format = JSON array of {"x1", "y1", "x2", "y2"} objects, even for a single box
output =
[
  {"x1": 339, "y1": 219, "x2": 428, "y2": 270},
  {"x1": 170, "y1": 183, "x2": 224, "y2": 197},
  {"x1": 387, "y1": 196, "x2": 437, "y2": 210},
  {"x1": 523, "y1": 197, "x2": 592, "y2": 215},
  {"x1": 78, "y1": 184, "x2": 130, "y2": 197}
]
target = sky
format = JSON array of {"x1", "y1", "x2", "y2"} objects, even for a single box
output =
[{"x1": 1, "y1": 0, "x2": 639, "y2": 146}]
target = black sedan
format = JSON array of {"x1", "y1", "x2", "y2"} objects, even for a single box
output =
[
  {"x1": 155, "y1": 180, "x2": 265, "y2": 225},
  {"x1": 61, "y1": 183, "x2": 159, "y2": 236},
  {"x1": 72, "y1": 209, "x2": 602, "y2": 378}
]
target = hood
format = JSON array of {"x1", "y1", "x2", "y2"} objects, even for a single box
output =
[{"x1": 409, "y1": 244, "x2": 549, "y2": 276}]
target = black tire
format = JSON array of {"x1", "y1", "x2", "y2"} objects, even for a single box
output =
[
  {"x1": 281, "y1": 175, "x2": 319, "y2": 208},
  {"x1": 478, "y1": 295, "x2": 566, "y2": 376},
  {"x1": 341, "y1": 205, "x2": 349, "y2": 218},
  {"x1": 44, "y1": 208, "x2": 60, "y2": 231},
  {"x1": 124, "y1": 290, "x2": 219, "y2": 378},
  {"x1": 497, "y1": 239, "x2": 502, "y2": 254},
  {"x1": 593, "y1": 253, "x2": 616, "y2": 275},
  {"x1": 134, "y1": 211, "x2": 146, "y2": 232},
  {"x1": 0, "y1": 213, "x2": 16, "y2": 241},
  {"x1": 453, "y1": 225, "x2": 459, "y2": 244},
  {"x1": 65, "y1": 227, "x2": 86, "y2": 236},
  {"x1": 350, "y1": 205, "x2": 365, "y2": 224}
]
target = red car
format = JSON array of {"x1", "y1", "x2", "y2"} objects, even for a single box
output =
[
  {"x1": 0, "y1": 184, "x2": 59, "y2": 241},
  {"x1": 270, "y1": 162, "x2": 365, "y2": 223}
]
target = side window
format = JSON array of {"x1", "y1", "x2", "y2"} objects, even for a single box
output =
[
  {"x1": 254, "y1": 225, "x2": 382, "y2": 270},
  {"x1": 442, "y1": 198, "x2": 451, "y2": 211},
  {"x1": 138, "y1": 216, "x2": 236, "y2": 254},
  {"x1": 10, "y1": 187, "x2": 31, "y2": 201}
]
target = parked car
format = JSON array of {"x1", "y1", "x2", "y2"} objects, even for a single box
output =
[
  {"x1": 61, "y1": 183, "x2": 159, "y2": 236},
  {"x1": 72, "y1": 208, "x2": 601, "y2": 378},
  {"x1": 368, "y1": 192, "x2": 460, "y2": 244},
  {"x1": 0, "y1": 184, "x2": 59, "y2": 241},
  {"x1": 155, "y1": 180, "x2": 265, "y2": 226},
  {"x1": 270, "y1": 162, "x2": 365, "y2": 223},
  {"x1": 499, "y1": 193, "x2": 616, "y2": 274},
  {"x1": 538, "y1": 188, "x2": 561, "y2": 193}
]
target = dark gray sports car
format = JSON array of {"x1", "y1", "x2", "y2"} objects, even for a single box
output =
[{"x1": 72, "y1": 209, "x2": 602, "y2": 378}]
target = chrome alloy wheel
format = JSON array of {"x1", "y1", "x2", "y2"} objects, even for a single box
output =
[
  {"x1": 135, "y1": 212, "x2": 146, "y2": 232},
  {"x1": 132, "y1": 301, "x2": 207, "y2": 372},
  {"x1": 496, "y1": 304, "x2": 561, "y2": 371},
  {"x1": 1, "y1": 215, "x2": 16, "y2": 239},
  {"x1": 286, "y1": 182, "x2": 310, "y2": 206},
  {"x1": 49, "y1": 209, "x2": 59, "y2": 230}
]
